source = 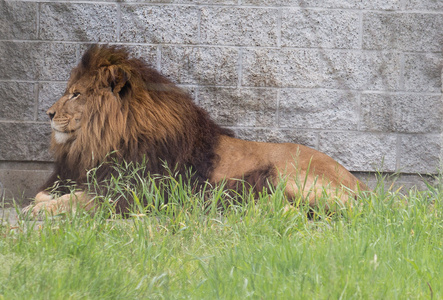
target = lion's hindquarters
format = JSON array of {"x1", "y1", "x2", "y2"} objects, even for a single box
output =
[
  {"x1": 282, "y1": 174, "x2": 355, "y2": 208},
  {"x1": 213, "y1": 136, "x2": 363, "y2": 207},
  {"x1": 266, "y1": 143, "x2": 363, "y2": 207}
]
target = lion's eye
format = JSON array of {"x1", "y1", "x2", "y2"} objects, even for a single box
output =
[{"x1": 71, "y1": 92, "x2": 80, "y2": 99}]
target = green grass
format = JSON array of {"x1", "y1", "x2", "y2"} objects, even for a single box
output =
[{"x1": 1, "y1": 169, "x2": 442, "y2": 299}]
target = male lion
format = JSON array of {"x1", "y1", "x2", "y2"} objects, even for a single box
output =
[{"x1": 25, "y1": 45, "x2": 367, "y2": 216}]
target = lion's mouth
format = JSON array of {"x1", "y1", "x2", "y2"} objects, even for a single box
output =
[
  {"x1": 51, "y1": 125, "x2": 76, "y2": 144},
  {"x1": 51, "y1": 122, "x2": 76, "y2": 134},
  {"x1": 52, "y1": 127, "x2": 66, "y2": 133}
]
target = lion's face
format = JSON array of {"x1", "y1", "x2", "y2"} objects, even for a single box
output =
[{"x1": 47, "y1": 80, "x2": 88, "y2": 144}]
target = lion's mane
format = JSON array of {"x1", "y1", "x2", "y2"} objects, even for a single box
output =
[{"x1": 41, "y1": 45, "x2": 234, "y2": 208}]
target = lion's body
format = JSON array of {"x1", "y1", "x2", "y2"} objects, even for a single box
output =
[
  {"x1": 26, "y1": 45, "x2": 366, "y2": 216},
  {"x1": 212, "y1": 135, "x2": 362, "y2": 205}
]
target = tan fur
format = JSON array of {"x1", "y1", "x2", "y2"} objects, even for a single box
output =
[
  {"x1": 23, "y1": 45, "x2": 367, "y2": 217},
  {"x1": 212, "y1": 136, "x2": 365, "y2": 207}
]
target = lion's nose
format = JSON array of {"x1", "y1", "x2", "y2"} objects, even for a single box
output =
[{"x1": 47, "y1": 109, "x2": 55, "y2": 121}]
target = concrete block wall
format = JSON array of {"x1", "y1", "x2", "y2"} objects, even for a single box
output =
[{"x1": 1, "y1": 0, "x2": 442, "y2": 201}]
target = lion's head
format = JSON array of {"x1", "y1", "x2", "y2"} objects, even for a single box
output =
[
  {"x1": 47, "y1": 79, "x2": 87, "y2": 145},
  {"x1": 45, "y1": 45, "x2": 232, "y2": 189}
]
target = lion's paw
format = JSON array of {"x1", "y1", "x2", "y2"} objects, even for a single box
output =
[
  {"x1": 22, "y1": 192, "x2": 84, "y2": 218},
  {"x1": 22, "y1": 192, "x2": 52, "y2": 217},
  {"x1": 30, "y1": 198, "x2": 67, "y2": 217}
]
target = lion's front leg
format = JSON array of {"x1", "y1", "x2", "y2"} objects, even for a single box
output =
[
  {"x1": 35, "y1": 191, "x2": 54, "y2": 203},
  {"x1": 23, "y1": 191, "x2": 95, "y2": 217}
]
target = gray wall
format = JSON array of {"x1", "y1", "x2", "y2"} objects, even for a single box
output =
[{"x1": 1, "y1": 0, "x2": 442, "y2": 200}]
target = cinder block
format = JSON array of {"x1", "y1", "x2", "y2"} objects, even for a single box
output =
[
  {"x1": 0, "y1": 1, "x2": 38, "y2": 39},
  {"x1": 234, "y1": 128, "x2": 318, "y2": 148},
  {"x1": 199, "y1": 87, "x2": 278, "y2": 127},
  {"x1": 123, "y1": 0, "x2": 237, "y2": 3},
  {"x1": 353, "y1": 172, "x2": 436, "y2": 192},
  {"x1": 0, "y1": 123, "x2": 52, "y2": 162},
  {"x1": 405, "y1": 0, "x2": 443, "y2": 10},
  {"x1": 1, "y1": 41, "x2": 38, "y2": 80},
  {"x1": 0, "y1": 82, "x2": 36, "y2": 121},
  {"x1": 242, "y1": 48, "x2": 322, "y2": 88},
  {"x1": 195, "y1": 0, "x2": 237, "y2": 3},
  {"x1": 0, "y1": 42, "x2": 77, "y2": 81},
  {"x1": 404, "y1": 53, "x2": 443, "y2": 93},
  {"x1": 176, "y1": 85, "x2": 198, "y2": 101},
  {"x1": 321, "y1": 50, "x2": 401, "y2": 91},
  {"x1": 242, "y1": 0, "x2": 400, "y2": 10},
  {"x1": 120, "y1": 5, "x2": 199, "y2": 44},
  {"x1": 399, "y1": 135, "x2": 441, "y2": 174},
  {"x1": 121, "y1": 45, "x2": 158, "y2": 67},
  {"x1": 279, "y1": 89, "x2": 359, "y2": 130},
  {"x1": 363, "y1": 13, "x2": 443, "y2": 52},
  {"x1": 318, "y1": 132, "x2": 397, "y2": 172},
  {"x1": 0, "y1": 168, "x2": 53, "y2": 204},
  {"x1": 281, "y1": 9, "x2": 360, "y2": 49},
  {"x1": 361, "y1": 93, "x2": 442, "y2": 133},
  {"x1": 78, "y1": 44, "x2": 158, "y2": 66},
  {"x1": 39, "y1": 43, "x2": 79, "y2": 81},
  {"x1": 40, "y1": 3, "x2": 118, "y2": 42},
  {"x1": 200, "y1": 7, "x2": 279, "y2": 47},
  {"x1": 161, "y1": 46, "x2": 239, "y2": 85}
]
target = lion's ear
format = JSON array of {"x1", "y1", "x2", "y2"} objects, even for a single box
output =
[{"x1": 100, "y1": 65, "x2": 129, "y2": 95}]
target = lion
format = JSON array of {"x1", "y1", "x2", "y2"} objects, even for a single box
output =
[{"x1": 24, "y1": 45, "x2": 367, "y2": 216}]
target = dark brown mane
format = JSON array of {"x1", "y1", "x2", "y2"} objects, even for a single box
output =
[{"x1": 42, "y1": 45, "x2": 234, "y2": 209}]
